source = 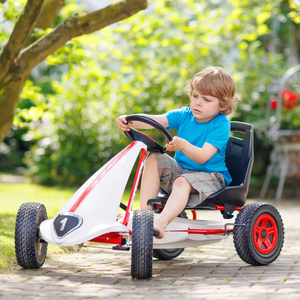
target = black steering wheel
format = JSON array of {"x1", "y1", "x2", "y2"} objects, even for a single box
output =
[{"x1": 124, "y1": 115, "x2": 173, "y2": 153}]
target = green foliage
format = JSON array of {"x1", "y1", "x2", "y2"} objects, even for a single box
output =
[
  {"x1": 1, "y1": 0, "x2": 299, "y2": 188},
  {"x1": 0, "y1": 0, "x2": 27, "y2": 40}
]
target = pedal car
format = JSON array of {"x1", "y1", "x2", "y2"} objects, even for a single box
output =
[{"x1": 15, "y1": 115, "x2": 284, "y2": 279}]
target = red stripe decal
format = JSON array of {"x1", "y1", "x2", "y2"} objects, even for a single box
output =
[
  {"x1": 167, "y1": 228, "x2": 233, "y2": 235},
  {"x1": 69, "y1": 142, "x2": 139, "y2": 213}
]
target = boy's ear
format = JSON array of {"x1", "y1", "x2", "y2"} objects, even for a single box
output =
[{"x1": 220, "y1": 105, "x2": 229, "y2": 112}]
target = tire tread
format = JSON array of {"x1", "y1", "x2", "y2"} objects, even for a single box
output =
[
  {"x1": 131, "y1": 209, "x2": 153, "y2": 279},
  {"x1": 15, "y1": 202, "x2": 48, "y2": 269}
]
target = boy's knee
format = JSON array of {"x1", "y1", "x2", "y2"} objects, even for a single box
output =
[
  {"x1": 173, "y1": 176, "x2": 190, "y2": 188},
  {"x1": 148, "y1": 153, "x2": 157, "y2": 160},
  {"x1": 173, "y1": 176, "x2": 197, "y2": 194},
  {"x1": 145, "y1": 153, "x2": 157, "y2": 164},
  {"x1": 144, "y1": 153, "x2": 159, "y2": 172}
]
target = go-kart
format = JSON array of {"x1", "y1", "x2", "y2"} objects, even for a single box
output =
[{"x1": 14, "y1": 115, "x2": 284, "y2": 279}]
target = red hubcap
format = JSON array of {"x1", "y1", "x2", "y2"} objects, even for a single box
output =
[{"x1": 253, "y1": 214, "x2": 278, "y2": 254}]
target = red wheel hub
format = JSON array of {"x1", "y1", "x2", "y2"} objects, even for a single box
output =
[{"x1": 253, "y1": 214, "x2": 278, "y2": 254}]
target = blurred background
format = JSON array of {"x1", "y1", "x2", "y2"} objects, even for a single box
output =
[{"x1": 0, "y1": 0, "x2": 300, "y2": 200}]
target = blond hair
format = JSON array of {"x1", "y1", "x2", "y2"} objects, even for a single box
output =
[{"x1": 187, "y1": 67, "x2": 239, "y2": 115}]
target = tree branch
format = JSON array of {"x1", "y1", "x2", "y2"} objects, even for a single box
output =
[
  {"x1": 0, "y1": 0, "x2": 44, "y2": 83},
  {"x1": 35, "y1": 0, "x2": 65, "y2": 30},
  {"x1": 1, "y1": 0, "x2": 148, "y2": 87}
]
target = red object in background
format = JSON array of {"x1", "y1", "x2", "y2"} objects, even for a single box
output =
[
  {"x1": 281, "y1": 90, "x2": 299, "y2": 111},
  {"x1": 270, "y1": 98, "x2": 278, "y2": 110}
]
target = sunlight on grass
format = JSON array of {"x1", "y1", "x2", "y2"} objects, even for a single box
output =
[
  {"x1": 0, "y1": 182, "x2": 140, "y2": 216},
  {"x1": 0, "y1": 183, "x2": 76, "y2": 217},
  {"x1": 0, "y1": 181, "x2": 140, "y2": 273}
]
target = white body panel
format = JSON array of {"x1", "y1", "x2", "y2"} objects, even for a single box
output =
[
  {"x1": 40, "y1": 141, "x2": 146, "y2": 246},
  {"x1": 152, "y1": 214, "x2": 229, "y2": 249}
]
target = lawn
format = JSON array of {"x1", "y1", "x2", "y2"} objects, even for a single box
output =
[{"x1": 0, "y1": 181, "x2": 139, "y2": 273}]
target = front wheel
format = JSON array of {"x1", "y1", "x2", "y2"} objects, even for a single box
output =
[
  {"x1": 15, "y1": 202, "x2": 48, "y2": 269},
  {"x1": 233, "y1": 203, "x2": 284, "y2": 266},
  {"x1": 131, "y1": 209, "x2": 154, "y2": 279}
]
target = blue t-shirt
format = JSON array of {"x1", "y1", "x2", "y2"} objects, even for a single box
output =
[{"x1": 164, "y1": 106, "x2": 232, "y2": 185}]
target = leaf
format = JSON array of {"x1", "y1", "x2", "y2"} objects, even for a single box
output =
[{"x1": 256, "y1": 11, "x2": 271, "y2": 24}]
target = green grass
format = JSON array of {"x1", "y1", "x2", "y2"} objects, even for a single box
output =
[{"x1": 0, "y1": 181, "x2": 140, "y2": 274}]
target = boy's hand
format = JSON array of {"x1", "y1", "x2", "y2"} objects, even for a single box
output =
[
  {"x1": 116, "y1": 115, "x2": 132, "y2": 131},
  {"x1": 165, "y1": 136, "x2": 186, "y2": 152}
]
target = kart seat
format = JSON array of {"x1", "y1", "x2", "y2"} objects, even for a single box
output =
[
  {"x1": 148, "y1": 121, "x2": 254, "y2": 219},
  {"x1": 195, "y1": 121, "x2": 254, "y2": 211}
]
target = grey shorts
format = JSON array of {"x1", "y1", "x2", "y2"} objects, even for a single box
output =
[{"x1": 155, "y1": 153, "x2": 226, "y2": 207}]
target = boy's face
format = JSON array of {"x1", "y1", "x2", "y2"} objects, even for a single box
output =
[{"x1": 190, "y1": 87, "x2": 222, "y2": 123}]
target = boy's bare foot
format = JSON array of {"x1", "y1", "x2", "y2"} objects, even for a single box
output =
[{"x1": 153, "y1": 218, "x2": 165, "y2": 239}]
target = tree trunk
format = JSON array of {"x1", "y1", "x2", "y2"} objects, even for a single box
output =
[
  {"x1": 0, "y1": 0, "x2": 148, "y2": 143},
  {"x1": 0, "y1": 77, "x2": 28, "y2": 143}
]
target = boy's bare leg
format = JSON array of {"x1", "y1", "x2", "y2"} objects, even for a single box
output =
[
  {"x1": 140, "y1": 153, "x2": 161, "y2": 210},
  {"x1": 153, "y1": 176, "x2": 193, "y2": 239}
]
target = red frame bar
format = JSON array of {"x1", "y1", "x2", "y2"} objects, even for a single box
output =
[
  {"x1": 122, "y1": 148, "x2": 147, "y2": 226},
  {"x1": 215, "y1": 205, "x2": 242, "y2": 211},
  {"x1": 167, "y1": 228, "x2": 233, "y2": 235},
  {"x1": 187, "y1": 228, "x2": 233, "y2": 234},
  {"x1": 191, "y1": 210, "x2": 197, "y2": 220},
  {"x1": 89, "y1": 233, "x2": 123, "y2": 245}
]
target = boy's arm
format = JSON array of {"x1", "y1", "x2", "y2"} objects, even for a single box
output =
[
  {"x1": 116, "y1": 114, "x2": 169, "y2": 131},
  {"x1": 166, "y1": 137, "x2": 218, "y2": 164}
]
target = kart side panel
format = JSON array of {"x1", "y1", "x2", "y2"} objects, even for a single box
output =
[
  {"x1": 40, "y1": 141, "x2": 146, "y2": 246},
  {"x1": 152, "y1": 215, "x2": 229, "y2": 249}
]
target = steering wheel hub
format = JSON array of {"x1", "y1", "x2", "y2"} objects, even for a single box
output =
[{"x1": 124, "y1": 115, "x2": 173, "y2": 153}]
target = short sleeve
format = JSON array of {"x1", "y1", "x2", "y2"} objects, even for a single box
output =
[
  {"x1": 164, "y1": 107, "x2": 189, "y2": 130},
  {"x1": 206, "y1": 116, "x2": 230, "y2": 150}
]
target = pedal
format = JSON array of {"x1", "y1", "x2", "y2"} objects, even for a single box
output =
[
  {"x1": 112, "y1": 245, "x2": 130, "y2": 251},
  {"x1": 153, "y1": 230, "x2": 160, "y2": 237},
  {"x1": 147, "y1": 198, "x2": 168, "y2": 210}
]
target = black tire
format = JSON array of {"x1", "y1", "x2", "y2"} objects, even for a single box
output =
[
  {"x1": 233, "y1": 203, "x2": 284, "y2": 266},
  {"x1": 153, "y1": 210, "x2": 187, "y2": 260},
  {"x1": 131, "y1": 209, "x2": 154, "y2": 279},
  {"x1": 15, "y1": 202, "x2": 48, "y2": 269}
]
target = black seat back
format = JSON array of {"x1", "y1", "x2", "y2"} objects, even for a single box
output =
[
  {"x1": 226, "y1": 122, "x2": 253, "y2": 187},
  {"x1": 196, "y1": 121, "x2": 254, "y2": 208}
]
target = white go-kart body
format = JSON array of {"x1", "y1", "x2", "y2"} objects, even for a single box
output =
[{"x1": 40, "y1": 140, "x2": 228, "y2": 249}]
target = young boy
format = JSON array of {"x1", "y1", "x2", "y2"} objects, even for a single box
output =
[{"x1": 116, "y1": 66, "x2": 239, "y2": 239}]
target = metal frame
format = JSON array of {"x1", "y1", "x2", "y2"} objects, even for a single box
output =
[{"x1": 260, "y1": 64, "x2": 300, "y2": 201}]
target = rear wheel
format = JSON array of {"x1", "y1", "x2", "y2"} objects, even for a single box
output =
[
  {"x1": 233, "y1": 203, "x2": 284, "y2": 265},
  {"x1": 15, "y1": 202, "x2": 48, "y2": 269},
  {"x1": 153, "y1": 210, "x2": 187, "y2": 260},
  {"x1": 131, "y1": 209, "x2": 154, "y2": 279}
]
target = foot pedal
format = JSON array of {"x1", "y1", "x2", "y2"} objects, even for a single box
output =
[
  {"x1": 112, "y1": 245, "x2": 130, "y2": 251},
  {"x1": 153, "y1": 230, "x2": 160, "y2": 237}
]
